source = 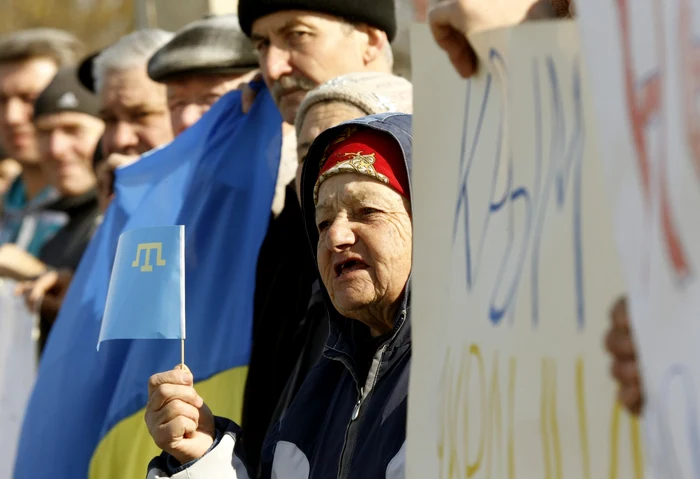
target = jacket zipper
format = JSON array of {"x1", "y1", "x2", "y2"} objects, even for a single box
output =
[
  {"x1": 337, "y1": 309, "x2": 405, "y2": 478},
  {"x1": 337, "y1": 365, "x2": 378, "y2": 479}
]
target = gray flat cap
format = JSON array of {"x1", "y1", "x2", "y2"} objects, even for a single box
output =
[{"x1": 148, "y1": 14, "x2": 257, "y2": 82}]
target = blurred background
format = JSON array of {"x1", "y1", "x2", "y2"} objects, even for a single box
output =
[{"x1": 0, "y1": 0, "x2": 415, "y2": 77}]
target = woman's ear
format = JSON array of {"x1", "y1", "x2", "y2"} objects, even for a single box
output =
[{"x1": 360, "y1": 26, "x2": 389, "y2": 66}]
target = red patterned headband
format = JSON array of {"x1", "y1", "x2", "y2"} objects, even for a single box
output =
[{"x1": 314, "y1": 128, "x2": 409, "y2": 205}]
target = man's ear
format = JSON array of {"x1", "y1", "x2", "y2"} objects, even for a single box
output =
[{"x1": 358, "y1": 25, "x2": 389, "y2": 65}]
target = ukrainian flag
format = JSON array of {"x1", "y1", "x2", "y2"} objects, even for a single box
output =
[{"x1": 13, "y1": 86, "x2": 282, "y2": 478}]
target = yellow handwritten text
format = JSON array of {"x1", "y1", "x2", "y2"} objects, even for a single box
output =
[{"x1": 437, "y1": 344, "x2": 645, "y2": 479}]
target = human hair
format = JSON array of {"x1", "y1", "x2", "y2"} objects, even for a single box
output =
[
  {"x1": 0, "y1": 28, "x2": 83, "y2": 67},
  {"x1": 93, "y1": 29, "x2": 174, "y2": 93}
]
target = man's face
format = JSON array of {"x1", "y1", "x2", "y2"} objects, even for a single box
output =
[
  {"x1": 295, "y1": 101, "x2": 367, "y2": 202},
  {"x1": 99, "y1": 67, "x2": 173, "y2": 156},
  {"x1": 165, "y1": 71, "x2": 256, "y2": 136},
  {"x1": 0, "y1": 57, "x2": 58, "y2": 165},
  {"x1": 251, "y1": 11, "x2": 369, "y2": 123},
  {"x1": 35, "y1": 111, "x2": 104, "y2": 196}
]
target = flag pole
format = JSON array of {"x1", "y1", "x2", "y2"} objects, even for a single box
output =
[{"x1": 181, "y1": 339, "x2": 185, "y2": 368}]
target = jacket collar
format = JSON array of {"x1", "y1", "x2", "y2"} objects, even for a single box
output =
[{"x1": 323, "y1": 286, "x2": 411, "y2": 386}]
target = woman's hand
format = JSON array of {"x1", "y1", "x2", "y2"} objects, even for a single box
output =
[{"x1": 144, "y1": 365, "x2": 216, "y2": 464}]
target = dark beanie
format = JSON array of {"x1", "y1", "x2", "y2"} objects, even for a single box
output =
[
  {"x1": 33, "y1": 67, "x2": 100, "y2": 120},
  {"x1": 238, "y1": 0, "x2": 397, "y2": 42}
]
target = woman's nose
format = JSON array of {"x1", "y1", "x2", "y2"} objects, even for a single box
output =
[{"x1": 325, "y1": 218, "x2": 355, "y2": 251}]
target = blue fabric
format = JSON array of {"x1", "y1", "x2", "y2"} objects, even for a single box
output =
[
  {"x1": 14, "y1": 87, "x2": 282, "y2": 478},
  {"x1": 98, "y1": 225, "x2": 186, "y2": 350}
]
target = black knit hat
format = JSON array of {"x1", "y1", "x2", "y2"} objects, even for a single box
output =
[
  {"x1": 33, "y1": 67, "x2": 100, "y2": 120},
  {"x1": 238, "y1": 0, "x2": 397, "y2": 42}
]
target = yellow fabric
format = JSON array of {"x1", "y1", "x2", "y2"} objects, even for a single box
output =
[{"x1": 88, "y1": 366, "x2": 248, "y2": 479}]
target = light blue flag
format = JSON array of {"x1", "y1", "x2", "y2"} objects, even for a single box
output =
[{"x1": 98, "y1": 225, "x2": 186, "y2": 349}]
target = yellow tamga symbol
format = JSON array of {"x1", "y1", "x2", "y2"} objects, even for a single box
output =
[{"x1": 132, "y1": 243, "x2": 167, "y2": 272}]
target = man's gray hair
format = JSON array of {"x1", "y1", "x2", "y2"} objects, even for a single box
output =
[
  {"x1": 0, "y1": 28, "x2": 83, "y2": 67},
  {"x1": 93, "y1": 28, "x2": 174, "y2": 93}
]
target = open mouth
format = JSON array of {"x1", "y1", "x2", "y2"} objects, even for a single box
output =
[{"x1": 334, "y1": 258, "x2": 368, "y2": 278}]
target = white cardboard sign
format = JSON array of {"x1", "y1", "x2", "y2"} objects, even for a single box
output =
[
  {"x1": 408, "y1": 22, "x2": 645, "y2": 479},
  {"x1": 577, "y1": 0, "x2": 700, "y2": 477}
]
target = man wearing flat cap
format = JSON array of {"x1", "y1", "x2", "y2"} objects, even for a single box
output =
[
  {"x1": 147, "y1": 13, "x2": 298, "y2": 219},
  {"x1": 147, "y1": 14, "x2": 259, "y2": 137}
]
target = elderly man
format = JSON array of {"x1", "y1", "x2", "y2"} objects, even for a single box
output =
[
  {"x1": 146, "y1": 14, "x2": 297, "y2": 217},
  {"x1": 145, "y1": 112, "x2": 413, "y2": 478},
  {"x1": 0, "y1": 28, "x2": 83, "y2": 265},
  {"x1": 91, "y1": 29, "x2": 174, "y2": 159},
  {"x1": 147, "y1": 14, "x2": 259, "y2": 136},
  {"x1": 238, "y1": 0, "x2": 397, "y2": 123}
]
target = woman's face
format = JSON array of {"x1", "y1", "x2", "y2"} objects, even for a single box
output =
[{"x1": 315, "y1": 173, "x2": 412, "y2": 330}]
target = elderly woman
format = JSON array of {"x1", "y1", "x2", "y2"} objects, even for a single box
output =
[
  {"x1": 145, "y1": 112, "x2": 413, "y2": 478},
  {"x1": 265, "y1": 71, "x2": 414, "y2": 419}
]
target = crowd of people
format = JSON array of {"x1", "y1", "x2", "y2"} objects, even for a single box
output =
[{"x1": 0, "y1": 0, "x2": 643, "y2": 477}]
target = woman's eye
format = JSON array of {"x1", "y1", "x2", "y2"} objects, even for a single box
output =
[
  {"x1": 359, "y1": 207, "x2": 379, "y2": 216},
  {"x1": 317, "y1": 220, "x2": 330, "y2": 232}
]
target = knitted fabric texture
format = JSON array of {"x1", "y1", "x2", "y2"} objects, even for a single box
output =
[{"x1": 295, "y1": 72, "x2": 412, "y2": 137}]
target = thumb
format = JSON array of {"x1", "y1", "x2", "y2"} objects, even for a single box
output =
[{"x1": 173, "y1": 364, "x2": 193, "y2": 385}]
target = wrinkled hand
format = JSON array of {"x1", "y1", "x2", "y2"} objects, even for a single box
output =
[
  {"x1": 15, "y1": 269, "x2": 73, "y2": 318},
  {"x1": 145, "y1": 365, "x2": 216, "y2": 465},
  {"x1": 238, "y1": 72, "x2": 263, "y2": 114},
  {"x1": 428, "y1": 0, "x2": 574, "y2": 78},
  {"x1": 605, "y1": 297, "x2": 644, "y2": 415}
]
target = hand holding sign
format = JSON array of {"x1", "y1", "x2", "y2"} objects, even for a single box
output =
[{"x1": 428, "y1": 0, "x2": 574, "y2": 78}]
